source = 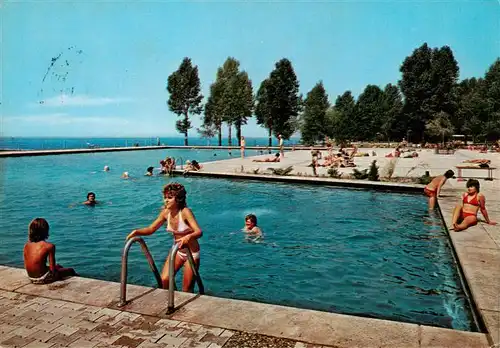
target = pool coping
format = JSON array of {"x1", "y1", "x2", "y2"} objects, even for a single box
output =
[
  {"x1": 0, "y1": 265, "x2": 491, "y2": 348},
  {"x1": 174, "y1": 169, "x2": 425, "y2": 193},
  {"x1": 0, "y1": 146, "x2": 297, "y2": 158}
]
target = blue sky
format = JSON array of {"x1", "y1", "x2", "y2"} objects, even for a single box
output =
[{"x1": 1, "y1": 1, "x2": 499, "y2": 137}]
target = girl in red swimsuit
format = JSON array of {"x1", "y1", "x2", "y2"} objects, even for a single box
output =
[
  {"x1": 451, "y1": 179, "x2": 497, "y2": 232},
  {"x1": 424, "y1": 169, "x2": 454, "y2": 209},
  {"x1": 127, "y1": 183, "x2": 203, "y2": 292}
]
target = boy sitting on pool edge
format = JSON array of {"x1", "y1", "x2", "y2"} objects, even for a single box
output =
[{"x1": 23, "y1": 218, "x2": 77, "y2": 284}]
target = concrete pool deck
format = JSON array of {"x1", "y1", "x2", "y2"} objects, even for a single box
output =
[
  {"x1": 0, "y1": 266, "x2": 492, "y2": 348},
  {"x1": 1, "y1": 148, "x2": 499, "y2": 347}
]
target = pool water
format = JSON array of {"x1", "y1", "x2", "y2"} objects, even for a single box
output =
[{"x1": 0, "y1": 150, "x2": 476, "y2": 331}]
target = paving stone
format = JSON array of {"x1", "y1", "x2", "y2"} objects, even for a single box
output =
[
  {"x1": 0, "y1": 323, "x2": 19, "y2": 334},
  {"x1": 199, "y1": 333, "x2": 231, "y2": 347},
  {"x1": 9, "y1": 326, "x2": 39, "y2": 338},
  {"x1": 22, "y1": 341, "x2": 54, "y2": 348},
  {"x1": 46, "y1": 332, "x2": 81, "y2": 346},
  {"x1": 93, "y1": 322, "x2": 122, "y2": 335},
  {"x1": 33, "y1": 321, "x2": 63, "y2": 332},
  {"x1": 76, "y1": 319, "x2": 101, "y2": 331},
  {"x1": 156, "y1": 334, "x2": 188, "y2": 347},
  {"x1": 68, "y1": 338, "x2": 99, "y2": 347},
  {"x1": 0, "y1": 335, "x2": 36, "y2": 348},
  {"x1": 179, "y1": 339, "x2": 211, "y2": 348},
  {"x1": 26, "y1": 329, "x2": 58, "y2": 343},
  {"x1": 91, "y1": 332, "x2": 123, "y2": 345},
  {"x1": 52, "y1": 323, "x2": 80, "y2": 336},
  {"x1": 293, "y1": 343, "x2": 323, "y2": 348},
  {"x1": 112, "y1": 335, "x2": 146, "y2": 348},
  {"x1": 136, "y1": 342, "x2": 164, "y2": 348},
  {"x1": 156, "y1": 319, "x2": 181, "y2": 328}
]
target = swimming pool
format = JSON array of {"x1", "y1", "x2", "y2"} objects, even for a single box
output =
[{"x1": 0, "y1": 149, "x2": 476, "y2": 331}]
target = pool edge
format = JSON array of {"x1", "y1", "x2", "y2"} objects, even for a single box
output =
[{"x1": 0, "y1": 265, "x2": 490, "y2": 348}]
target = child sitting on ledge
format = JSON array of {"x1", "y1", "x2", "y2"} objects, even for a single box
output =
[{"x1": 23, "y1": 218, "x2": 76, "y2": 284}]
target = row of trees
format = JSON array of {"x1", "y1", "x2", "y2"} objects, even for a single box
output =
[{"x1": 166, "y1": 44, "x2": 500, "y2": 146}]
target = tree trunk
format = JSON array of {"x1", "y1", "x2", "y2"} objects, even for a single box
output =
[
  {"x1": 268, "y1": 127, "x2": 272, "y2": 151},
  {"x1": 236, "y1": 123, "x2": 242, "y2": 146},
  {"x1": 228, "y1": 123, "x2": 232, "y2": 146},
  {"x1": 218, "y1": 126, "x2": 222, "y2": 147},
  {"x1": 184, "y1": 112, "x2": 189, "y2": 146}
]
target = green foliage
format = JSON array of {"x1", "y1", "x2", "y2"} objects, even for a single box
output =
[
  {"x1": 301, "y1": 81, "x2": 330, "y2": 145},
  {"x1": 166, "y1": 57, "x2": 203, "y2": 146},
  {"x1": 352, "y1": 168, "x2": 369, "y2": 180},
  {"x1": 368, "y1": 160, "x2": 379, "y2": 181},
  {"x1": 217, "y1": 58, "x2": 255, "y2": 145},
  {"x1": 354, "y1": 85, "x2": 386, "y2": 141},
  {"x1": 418, "y1": 173, "x2": 433, "y2": 185},
  {"x1": 425, "y1": 111, "x2": 454, "y2": 142},
  {"x1": 381, "y1": 84, "x2": 404, "y2": 141},
  {"x1": 256, "y1": 59, "x2": 301, "y2": 145},
  {"x1": 327, "y1": 167, "x2": 342, "y2": 178},
  {"x1": 329, "y1": 91, "x2": 356, "y2": 141},
  {"x1": 268, "y1": 166, "x2": 294, "y2": 176},
  {"x1": 398, "y1": 44, "x2": 459, "y2": 142}
]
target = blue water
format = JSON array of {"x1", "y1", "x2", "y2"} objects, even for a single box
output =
[
  {"x1": 0, "y1": 149, "x2": 476, "y2": 331},
  {"x1": 0, "y1": 136, "x2": 300, "y2": 151}
]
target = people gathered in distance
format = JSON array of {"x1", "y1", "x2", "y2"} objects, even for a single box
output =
[{"x1": 24, "y1": 218, "x2": 77, "y2": 284}]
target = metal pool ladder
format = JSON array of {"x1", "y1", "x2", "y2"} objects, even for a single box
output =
[{"x1": 118, "y1": 237, "x2": 204, "y2": 314}]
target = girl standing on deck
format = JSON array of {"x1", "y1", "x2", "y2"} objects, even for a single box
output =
[
  {"x1": 451, "y1": 179, "x2": 497, "y2": 232},
  {"x1": 126, "y1": 183, "x2": 202, "y2": 292}
]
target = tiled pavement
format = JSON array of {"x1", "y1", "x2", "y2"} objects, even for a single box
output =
[{"x1": 0, "y1": 290, "x2": 326, "y2": 348}]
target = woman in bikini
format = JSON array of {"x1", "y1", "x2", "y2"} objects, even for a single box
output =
[
  {"x1": 126, "y1": 183, "x2": 202, "y2": 292},
  {"x1": 424, "y1": 169, "x2": 454, "y2": 209},
  {"x1": 451, "y1": 179, "x2": 497, "y2": 232}
]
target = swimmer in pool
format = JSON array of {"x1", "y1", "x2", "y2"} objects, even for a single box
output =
[
  {"x1": 83, "y1": 192, "x2": 98, "y2": 206},
  {"x1": 126, "y1": 183, "x2": 203, "y2": 292},
  {"x1": 243, "y1": 214, "x2": 263, "y2": 239},
  {"x1": 145, "y1": 166, "x2": 154, "y2": 176},
  {"x1": 103, "y1": 165, "x2": 110, "y2": 172},
  {"x1": 121, "y1": 172, "x2": 129, "y2": 179}
]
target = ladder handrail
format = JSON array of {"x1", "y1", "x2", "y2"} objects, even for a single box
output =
[
  {"x1": 175, "y1": 157, "x2": 184, "y2": 170},
  {"x1": 119, "y1": 237, "x2": 162, "y2": 307},
  {"x1": 167, "y1": 242, "x2": 204, "y2": 314}
]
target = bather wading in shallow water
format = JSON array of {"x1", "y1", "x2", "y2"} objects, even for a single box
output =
[{"x1": 126, "y1": 183, "x2": 202, "y2": 292}]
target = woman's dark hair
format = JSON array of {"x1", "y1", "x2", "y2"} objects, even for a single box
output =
[
  {"x1": 28, "y1": 218, "x2": 49, "y2": 242},
  {"x1": 245, "y1": 214, "x2": 258, "y2": 225},
  {"x1": 147, "y1": 166, "x2": 154, "y2": 173},
  {"x1": 275, "y1": 153, "x2": 280, "y2": 157},
  {"x1": 444, "y1": 170, "x2": 455, "y2": 178},
  {"x1": 466, "y1": 179, "x2": 480, "y2": 192},
  {"x1": 163, "y1": 182, "x2": 187, "y2": 209},
  {"x1": 87, "y1": 192, "x2": 95, "y2": 199}
]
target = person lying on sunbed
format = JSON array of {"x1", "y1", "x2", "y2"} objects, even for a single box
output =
[{"x1": 253, "y1": 153, "x2": 281, "y2": 163}]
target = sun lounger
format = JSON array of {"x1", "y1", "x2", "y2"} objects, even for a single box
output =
[{"x1": 455, "y1": 165, "x2": 495, "y2": 181}]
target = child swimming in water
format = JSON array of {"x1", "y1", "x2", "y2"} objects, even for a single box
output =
[
  {"x1": 243, "y1": 214, "x2": 263, "y2": 239},
  {"x1": 23, "y1": 218, "x2": 76, "y2": 284}
]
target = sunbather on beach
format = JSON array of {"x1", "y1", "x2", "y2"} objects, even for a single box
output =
[
  {"x1": 451, "y1": 179, "x2": 497, "y2": 232},
  {"x1": 24, "y1": 218, "x2": 76, "y2": 284},
  {"x1": 424, "y1": 170, "x2": 454, "y2": 209},
  {"x1": 253, "y1": 153, "x2": 281, "y2": 162}
]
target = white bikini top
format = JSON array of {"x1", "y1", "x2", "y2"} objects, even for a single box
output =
[{"x1": 166, "y1": 210, "x2": 192, "y2": 235}]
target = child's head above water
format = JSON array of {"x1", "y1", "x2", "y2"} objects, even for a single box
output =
[
  {"x1": 28, "y1": 218, "x2": 49, "y2": 242},
  {"x1": 245, "y1": 214, "x2": 258, "y2": 229}
]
